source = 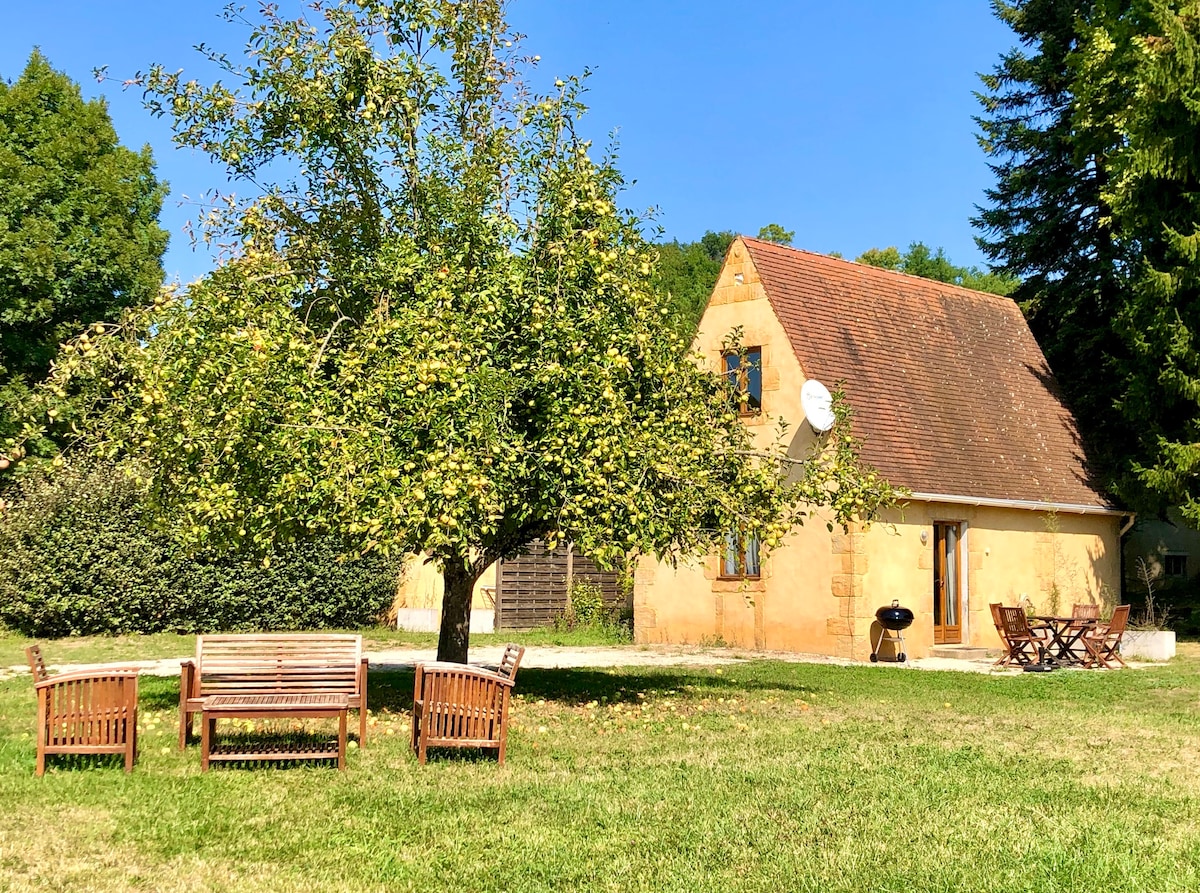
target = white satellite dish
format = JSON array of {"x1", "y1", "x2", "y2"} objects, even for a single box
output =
[{"x1": 801, "y1": 379, "x2": 835, "y2": 433}]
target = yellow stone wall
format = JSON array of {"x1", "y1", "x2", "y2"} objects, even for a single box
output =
[
  {"x1": 633, "y1": 238, "x2": 1122, "y2": 659},
  {"x1": 394, "y1": 556, "x2": 497, "y2": 613},
  {"x1": 635, "y1": 501, "x2": 1120, "y2": 660}
]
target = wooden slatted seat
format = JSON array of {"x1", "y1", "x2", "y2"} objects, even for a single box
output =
[
  {"x1": 412, "y1": 645, "x2": 525, "y2": 766},
  {"x1": 1065, "y1": 603, "x2": 1102, "y2": 662},
  {"x1": 179, "y1": 634, "x2": 368, "y2": 751},
  {"x1": 27, "y1": 645, "x2": 139, "y2": 776}
]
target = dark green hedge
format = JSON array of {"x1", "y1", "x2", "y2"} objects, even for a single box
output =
[{"x1": 0, "y1": 464, "x2": 401, "y2": 637}]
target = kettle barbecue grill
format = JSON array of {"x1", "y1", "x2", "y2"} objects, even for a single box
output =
[{"x1": 870, "y1": 600, "x2": 914, "y2": 663}]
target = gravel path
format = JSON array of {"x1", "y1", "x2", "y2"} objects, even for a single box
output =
[{"x1": 2, "y1": 643, "x2": 1016, "y2": 680}]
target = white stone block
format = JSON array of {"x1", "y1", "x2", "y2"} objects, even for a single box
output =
[
  {"x1": 395, "y1": 608, "x2": 494, "y2": 634},
  {"x1": 1121, "y1": 630, "x2": 1176, "y2": 662}
]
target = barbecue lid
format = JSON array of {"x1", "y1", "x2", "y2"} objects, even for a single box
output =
[{"x1": 875, "y1": 599, "x2": 915, "y2": 629}]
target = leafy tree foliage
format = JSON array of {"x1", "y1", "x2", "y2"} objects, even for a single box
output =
[
  {"x1": 855, "y1": 246, "x2": 903, "y2": 270},
  {"x1": 755, "y1": 223, "x2": 795, "y2": 246},
  {"x1": 654, "y1": 230, "x2": 734, "y2": 339},
  {"x1": 855, "y1": 242, "x2": 1020, "y2": 296},
  {"x1": 7, "y1": 2, "x2": 898, "y2": 662},
  {"x1": 0, "y1": 51, "x2": 168, "y2": 454}
]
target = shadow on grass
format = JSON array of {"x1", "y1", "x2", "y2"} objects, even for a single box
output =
[
  {"x1": 416, "y1": 747, "x2": 503, "y2": 766},
  {"x1": 136, "y1": 663, "x2": 832, "y2": 719},
  {"x1": 366, "y1": 666, "x2": 828, "y2": 714},
  {"x1": 38, "y1": 753, "x2": 130, "y2": 774}
]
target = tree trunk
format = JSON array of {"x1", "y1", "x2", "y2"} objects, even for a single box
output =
[{"x1": 437, "y1": 559, "x2": 478, "y2": 663}]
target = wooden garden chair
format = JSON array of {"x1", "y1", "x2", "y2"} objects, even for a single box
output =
[
  {"x1": 1063, "y1": 603, "x2": 1101, "y2": 662},
  {"x1": 411, "y1": 645, "x2": 525, "y2": 766},
  {"x1": 1082, "y1": 604, "x2": 1131, "y2": 669},
  {"x1": 994, "y1": 606, "x2": 1047, "y2": 667},
  {"x1": 991, "y1": 603, "x2": 1045, "y2": 667},
  {"x1": 26, "y1": 645, "x2": 139, "y2": 776}
]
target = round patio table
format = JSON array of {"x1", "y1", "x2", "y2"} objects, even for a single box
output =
[{"x1": 1032, "y1": 615, "x2": 1098, "y2": 666}]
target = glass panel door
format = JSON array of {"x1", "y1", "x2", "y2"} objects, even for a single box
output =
[{"x1": 933, "y1": 522, "x2": 962, "y2": 644}]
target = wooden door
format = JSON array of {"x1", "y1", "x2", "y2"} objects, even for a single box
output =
[{"x1": 933, "y1": 522, "x2": 962, "y2": 644}]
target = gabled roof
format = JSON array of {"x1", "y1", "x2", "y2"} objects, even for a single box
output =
[{"x1": 740, "y1": 237, "x2": 1116, "y2": 511}]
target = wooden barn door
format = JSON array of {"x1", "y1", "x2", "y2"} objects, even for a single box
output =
[{"x1": 494, "y1": 542, "x2": 623, "y2": 631}]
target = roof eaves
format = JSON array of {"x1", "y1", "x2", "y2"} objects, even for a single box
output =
[{"x1": 906, "y1": 491, "x2": 1125, "y2": 517}]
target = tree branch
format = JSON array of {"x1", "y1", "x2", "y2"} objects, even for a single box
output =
[{"x1": 309, "y1": 313, "x2": 352, "y2": 375}]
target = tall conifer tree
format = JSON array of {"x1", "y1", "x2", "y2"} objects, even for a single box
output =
[
  {"x1": 980, "y1": 0, "x2": 1200, "y2": 519},
  {"x1": 975, "y1": 0, "x2": 1131, "y2": 501},
  {"x1": 1085, "y1": 2, "x2": 1200, "y2": 519}
]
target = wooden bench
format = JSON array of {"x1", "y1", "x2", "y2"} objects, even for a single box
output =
[
  {"x1": 26, "y1": 645, "x2": 139, "y2": 776},
  {"x1": 179, "y1": 634, "x2": 369, "y2": 753},
  {"x1": 411, "y1": 644, "x2": 524, "y2": 766}
]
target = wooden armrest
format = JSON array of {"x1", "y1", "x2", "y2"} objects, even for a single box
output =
[
  {"x1": 35, "y1": 668, "x2": 140, "y2": 690},
  {"x1": 416, "y1": 661, "x2": 471, "y2": 671}
]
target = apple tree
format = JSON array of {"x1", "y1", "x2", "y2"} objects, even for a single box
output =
[{"x1": 6, "y1": 0, "x2": 898, "y2": 662}]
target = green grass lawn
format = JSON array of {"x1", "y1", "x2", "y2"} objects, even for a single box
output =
[{"x1": 1, "y1": 645, "x2": 1199, "y2": 892}]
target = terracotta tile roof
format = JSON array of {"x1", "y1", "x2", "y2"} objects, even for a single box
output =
[{"x1": 741, "y1": 237, "x2": 1116, "y2": 510}]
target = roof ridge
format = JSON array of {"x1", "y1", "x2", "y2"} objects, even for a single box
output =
[{"x1": 739, "y1": 236, "x2": 1017, "y2": 306}]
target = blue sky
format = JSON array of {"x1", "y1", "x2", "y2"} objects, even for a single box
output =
[{"x1": 1, "y1": 1, "x2": 1017, "y2": 285}]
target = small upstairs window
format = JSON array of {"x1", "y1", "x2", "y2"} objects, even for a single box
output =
[
  {"x1": 723, "y1": 347, "x2": 762, "y2": 415},
  {"x1": 1165, "y1": 554, "x2": 1188, "y2": 579}
]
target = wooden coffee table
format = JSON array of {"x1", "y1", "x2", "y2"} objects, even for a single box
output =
[{"x1": 200, "y1": 693, "x2": 349, "y2": 771}]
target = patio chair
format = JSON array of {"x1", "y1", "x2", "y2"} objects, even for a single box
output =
[
  {"x1": 1082, "y1": 604, "x2": 1131, "y2": 669},
  {"x1": 991, "y1": 603, "x2": 1043, "y2": 666},
  {"x1": 411, "y1": 645, "x2": 524, "y2": 766},
  {"x1": 26, "y1": 645, "x2": 139, "y2": 776},
  {"x1": 1063, "y1": 603, "x2": 1102, "y2": 662},
  {"x1": 994, "y1": 605, "x2": 1047, "y2": 667},
  {"x1": 26, "y1": 644, "x2": 48, "y2": 682}
]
